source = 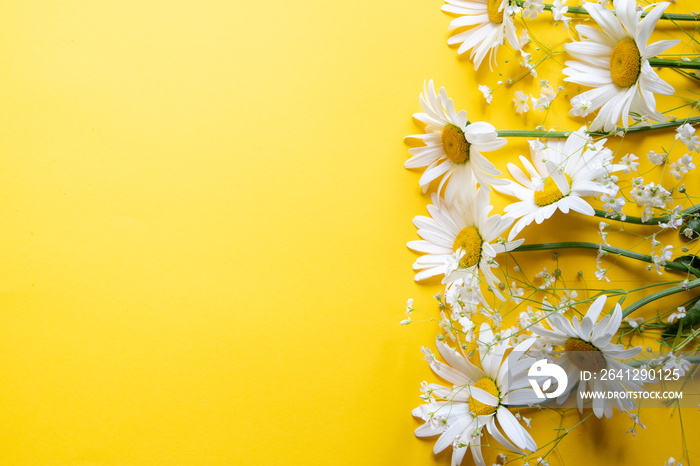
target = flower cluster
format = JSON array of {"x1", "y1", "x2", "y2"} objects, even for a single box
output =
[{"x1": 403, "y1": 0, "x2": 700, "y2": 464}]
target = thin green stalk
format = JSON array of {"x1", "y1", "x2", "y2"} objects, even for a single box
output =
[
  {"x1": 594, "y1": 205, "x2": 700, "y2": 225},
  {"x1": 514, "y1": 0, "x2": 700, "y2": 21},
  {"x1": 496, "y1": 116, "x2": 700, "y2": 139},
  {"x1": 649, "y1": 58, "x2": 700, "y2": 69},
  {"x1": 622, "y1": 278, "x2": 700, "y2": 317},
  {"x1": 627, "y1": 355, "x2": 700, "y2": 367},
  {"x1": 512, "y1": 241, "x2": 700, "y2": 275}
]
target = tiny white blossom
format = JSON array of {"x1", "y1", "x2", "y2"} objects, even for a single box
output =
[
  {"x1": 660, "y1": 245, "x2": 674, "y2": 264},
  {"x1": 668, "y1": 154, "x2": 695, "y2": 180},
  {"x1": 595, "y1": 268, "x2": 610, "y2": 282},
  {"x1": 401, "y1": 298, "x2": 414, "y2": 325},
  {"x1": 523, "y1": 0, "x2": 545, "y2": 19},
  {"x1": 531, "y1": 85, "x2": 556, "y2": 112},
  {"x1": 518, "y1": 29, "x2": 530, "y2": 48},
  {"x1": 664, "y1": 352, "x2": 691, "y2": 377},
  {"x1": 479, "y1": 85, "x2": 493, "y2": 104},
  {"x1": 647, "y1": 150, "x2": 666, "y2": 165},
  {"x1": 659, "y1": 206, "x2": 683, "y2": 230},
  {"x1": 569, "y1": 95, "x2": 593, "y2": 117},
  {"x1": 651, "y1": 245, "x2": 674, "y2": 274},
  {"x1": 458, "y1": 315, "x2": 476, "y2": 341},
  {"x1": 665, "y1": 457, "x2": 682, "y2": 466},
  {"x1": 528, "y1": 138, "x2": 546, "y2": 152},
  {"x1": 420, "y1": 347, "x2": 436, "y2": 364},
  {"x1": 667, "y1": 306, "x2": 687, "y2": 323},
  {"x1": 625, "y1": 317, "x2": 644, "y2": 329},
  {"x1": 626, "y1": 413, "x2": 646, "y2": 436},
  {"x1": 620, "y1": 153, "x2": 639, "y2": 173},
  {"x1": 676, "y1": 123, "x2": 699, "y2": 152},
  {"x1": 536, "y1": 267, "x2": 556, "y2": 289},
  {"x1": 598, "y1": 221, "x2": 611, "y2": 245},
  {"x1": 552, "y1": 0, "x2": 569, "y2": 21},
  {"x1": 559, "y1": 290, "x2": 578, "y2": 311},
  {"x1": 444, "y1": 249, "x2": 465, "y2": 278},
  {"x1": 513, "y1": 90, "x2": 530, "y2": 114},
  {"x1": 601, "y1": 193, "x2": 626, "y2": 220},
  {"x1": 509, "y1": 281, "x2": 524, "y2": 304},
  {"x1": 630, "y1": 179, "x2": 673, "y2": 222}
]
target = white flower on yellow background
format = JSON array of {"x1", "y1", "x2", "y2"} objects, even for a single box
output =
[
  {"x1": 494, "y1": 129, "x2": 620, "y2": 241},
  {"x1": 406, "y1": 80, "x2": 508, "y2": 202},
  {"x1": 442, "y1": 0, "x2": 522, "y2": 70},
  {"x1": 529, "y1": 295, "x2": 644, "y2": 418},
  {"x1": 407, "y1": 189, "x2": 523, "y2": 299},
  {"x1": 563, "y1": 0, "x2": 679, "y2": 131},
  {"x1": 413, "y1": 326, "x2": 538, "y2": 466}
]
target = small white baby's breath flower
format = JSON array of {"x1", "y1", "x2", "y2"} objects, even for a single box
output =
[
  {"x1": 676, "y1": 123, "x2": 699, "y2": 152},
  {"x1": 509, "y1": 281, "x2": 524, "y2": 304},
  {"x1": 595, "y1": 268, "x2": 610, "y2": 282},
  {"x1": 479, "y1": 84, "x2": 493, "y2": 104},
  {"x1": 518, "y1": 29, "x2": 530, "y2": 48},
  {"x1": 624, "y1": 317, "x2": 644, "y2": 329},
  {"x1": 523, "y1": 0, "x2": 545, "y2": 19},
  {"x1": 513, "y1": 90, "x2": 530, "y2": 114},
  {"x1": 536, "y1": 267, "x2": 556, "y2": 289},
  {"x1": 667, "y1": 306, "x2": 686, "y2": 323},
  {"x1": 552, "y1": 0, "x2": 569, "y2": 21},
  {"x1": 569, "y1": 95, "x2": 593, "y2": 117},
  {"x1": 647, "y1": 150, "x2": 666, "y2": 165},
  {"x1": 620, "y1": 153, "x2": 639, "y2": 173}
]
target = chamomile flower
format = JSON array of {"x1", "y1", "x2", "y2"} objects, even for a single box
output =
[
  {"x1": 563, "y1": 0, "x2": 680, "y2": 131},
  {"x1": 412, "y1": 326, "x2": 539, "y2": 466},
  {"x1": 530, "y1": 295, "x2": 644, "y2": 418},
  {"x1": 494, "y1": 128, "x2": 620, "y2": 241},
  {"x1": 405, "y1": 80, "x2": 508, "y2": 202},
  {"x1": 407, "y1": 189, "x2": 523, "y2": 300},
  {"x1": 442, "y1": 0, "x2": 522, "y2": 70}
]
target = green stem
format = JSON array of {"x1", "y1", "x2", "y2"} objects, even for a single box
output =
[
  {"x1": 496, "y1": 117, "x2": 700, "y2": 139},
  {"x1": 649, "y1": 58, "x2": 700, "y2": 69},
  {"x1": 514, "y1": 0, "x2": 700, "y2": 21},
  {"x1": 627, "y1": 356, "x2": 700, "y2": 367},
  {"x1": 512, "y1": 241, "x2": 700, "y2": 275},
  {"x1": 622, "y1": 278, "x2": 700, "y2": 317},
  {"x1": 594, "y1": 205, "x2": 700, "y2": 225}
]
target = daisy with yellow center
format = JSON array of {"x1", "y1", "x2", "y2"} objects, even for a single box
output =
[
  {"x1": 529, "y1": 295, "x2": 644, "y2": 418},
  {"x1": 405, "y1": 80, "x2": 508, "y2": 204},
  {"x1": 413, "y1": 325, "x2": 539, "y2": 466},
  {"x1": 563, "y1": 0, "x2": 680, "y2": 132},
  {"x1": 493, "y1": 128, "x2": 622, "y2": 241},
  {"x1": 442, "y1": 0, "x2": 522, "y2": 70},
  {"x1": 407, "y1": 188, "x2": 524, "y2": 300}
]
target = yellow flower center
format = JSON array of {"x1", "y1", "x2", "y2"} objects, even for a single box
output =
[
  {"x1": 441, "y1": 124, "x2": 470, "y2": 164},
  {"x1": 468, "y1": 377, "x2": 500, "y2": 416},
  {"x1": 487, "y1": 0, "x2": 505, "y2": 24},
  {"x1": 534, "y1": 173, "x2": 572, "y2": 207},
  {"x1": 565, "y1": 337, "x2": 607, "y2": 372},
  {"x1": 609, "y1": 37, "x2": 641, "y2": 88},
  {"x1": 452, "y1": 226, "x2": 483, "y2": 268}
]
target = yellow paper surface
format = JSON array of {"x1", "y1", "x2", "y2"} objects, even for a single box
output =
[{"x1": 0, "y1": 1, "x2": 698, "y2": 465}]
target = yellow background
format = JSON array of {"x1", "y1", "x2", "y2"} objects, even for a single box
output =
[{"x1": 0, "y1": 1, "x2": 698, "y2": 465}]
